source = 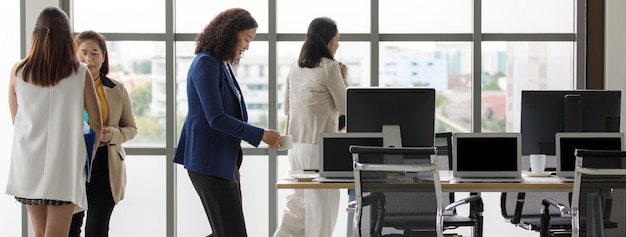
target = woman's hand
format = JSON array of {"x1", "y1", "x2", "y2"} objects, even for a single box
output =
[
  {"x1": 339, "y1": 62, "x2": 348, "y2": 80},
  {"x1": 101, "y1": 127, "x2": 112, "y2": 143},
  {"x1": 262, "y1": 129, "x2": 282, "y2": 149}
]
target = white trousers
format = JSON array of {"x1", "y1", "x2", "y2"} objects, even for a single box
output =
[{"x1": 274, "y1": 143, "x2": 340, "y2": 237}]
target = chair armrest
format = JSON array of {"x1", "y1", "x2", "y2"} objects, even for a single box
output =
[
  {"x1": 346, "y1": 200, "x2": 356, "y2": 212},
  {"x1": 444, "y1": 195, "x2": 483, "y2": 213},
  {"x1": 542, "y1": 198, "x2": 572, "y2": 217}
]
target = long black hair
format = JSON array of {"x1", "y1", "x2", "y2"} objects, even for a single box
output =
[{"x1": 298, "y1": 17, "x2": 337, "y2": 68}]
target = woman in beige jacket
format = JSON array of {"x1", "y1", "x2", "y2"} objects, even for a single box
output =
[
  {"x1": 70, "y1": 30, "x2": 137, "y2": 237},
  {"x1": 274, "y1": 17, "x2": 348, "y2": 237}
]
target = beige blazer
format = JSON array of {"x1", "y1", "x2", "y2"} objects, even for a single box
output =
[
  {"x1": 284, "y1": 58, "x2": 347, "y2": 144},
  {"x1": 101, "y1": 76, "x2": 137, "y2": 204}
]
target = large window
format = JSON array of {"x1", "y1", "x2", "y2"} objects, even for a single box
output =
[
  {"x1": 0, "y1": 0, "x2": 22, "y2": 236},
  {"x1": 7, "y1": 0, "x2": 589, "y2": 236}
]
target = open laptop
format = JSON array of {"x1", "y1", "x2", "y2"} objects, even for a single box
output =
[
  {"x1": 555, "y1": 132, "x2": 624, "y2": 182},
  {"x1": 452, "y1": 133, "x2": 523, "y2": 183},
  {"x1": 316, "y1": 132, "x2": 386, "y2": 183}
]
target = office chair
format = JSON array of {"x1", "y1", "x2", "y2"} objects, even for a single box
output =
[
  {"x1": 347, "y1": 145, "x2": 482, "y2": 237},
  {"x1": 500, "y1": 150, "x2": 620, "y2": 237},
  {"x1": 539, "y1": 149, "x2": 626, "y2": 237},
  {"x1": 435, "y1": 132, "x2": 484, "y2": 237}
]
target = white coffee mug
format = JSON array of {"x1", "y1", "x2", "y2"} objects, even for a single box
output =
[
  {"x1": 277, "y1": 135, "x2": 293, "y2": 151},
  {"x1": 529, "y1": 154, "x2": 547, "y2": 174}
]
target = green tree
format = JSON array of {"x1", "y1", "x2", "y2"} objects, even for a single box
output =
[
  {"x1": 133, "y1": 116, "x2": 165, "y2": 143},
  {"x1": 131, "y1": 82, "x2": 152, "y2": 116}
]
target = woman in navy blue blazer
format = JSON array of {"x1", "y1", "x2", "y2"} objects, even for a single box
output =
[{"x1": 174, "y1": 8, "x2": 282, "y2": 237}]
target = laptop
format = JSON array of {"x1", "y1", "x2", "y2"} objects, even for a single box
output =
[
  {"x1": 452, "y1": 133, "x2": 523, "y2": 183},
  {"x1": 555, "y1": 132, "x2": 624, "y2": 182},
  {"x1": 316, "y1": 132, "x2": 386, "y2": 183}
]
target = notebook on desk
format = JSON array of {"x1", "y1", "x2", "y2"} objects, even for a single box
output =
[
  {"x1": 452, "y1": 133, "x2": 523, "y2": 183},
  {"x1": 555, "y1": 132, "x2": 625, "y2": 182},
  {"x1": 316, "y1": 132, "x2": 386, "y2": 183}
]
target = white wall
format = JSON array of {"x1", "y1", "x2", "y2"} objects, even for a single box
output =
[{"x1": 605, "y1": 1, "x2": 626, "y2": 236}]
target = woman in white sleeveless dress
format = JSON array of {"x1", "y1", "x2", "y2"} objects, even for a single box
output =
[{"x1": 5, "y1": 6, "x2": 102, "y2": 237}]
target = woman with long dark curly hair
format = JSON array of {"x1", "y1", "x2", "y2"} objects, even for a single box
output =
[{"x1": 173, "y1": 8, "x2": 282, "y2": 237}]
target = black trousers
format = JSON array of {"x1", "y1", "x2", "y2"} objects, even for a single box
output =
[
  {"x1": 69, "y1": 146, "x2": 115, "y2": 237},
  {"x1": 188, "y1": 169, "x2": 247, "y2": 237}
]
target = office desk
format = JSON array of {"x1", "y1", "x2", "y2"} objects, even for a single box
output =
[
  {"x1": 276, "y1": 170, "x2": 624, "y2": 237},
  {"x1": 276, "y1": 170, "x2": 573, "y2": 192}
]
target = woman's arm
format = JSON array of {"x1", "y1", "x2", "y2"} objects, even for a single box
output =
[
  {"x1": 84, "y1": 70, "x2": 103, "y2": 154},
  {"x1": 108, "y1": 84, "x2": 138, "y2": 145},
  {"x1": 8, "y1": 64, "x2": 18, "y2": 124}
]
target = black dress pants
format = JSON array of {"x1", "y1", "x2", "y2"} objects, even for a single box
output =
[
  {"x1": 188, "y1": 169, "x2": 247, "y2": 237},
  {"x1": 69, "y1": 146, "x2": 116, "y2": 237}
]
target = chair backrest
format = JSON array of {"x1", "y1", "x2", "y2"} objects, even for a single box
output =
[
  {"x1": 435, "y1": 132, "x2": 453, "y2": 169},
  {"x1": 570, "y1": 149, "x2": 626, "y2": 237},
  {"x1": 350, "y1": 145, "x2": 441, "y2": 237}
]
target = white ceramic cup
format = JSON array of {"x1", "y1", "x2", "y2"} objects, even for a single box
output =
[
  {"x1": 277, "y1": 135, "x2": 293, "y2": 151},
  {"x1": 529, "y1": 154, "x2": 547, "y2": 174}
]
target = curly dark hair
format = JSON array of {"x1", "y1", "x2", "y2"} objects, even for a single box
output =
[
  {"x1": 194, "y1": 8, "x2": 258, "y2": 65},
  {"x1": 298, "y1": 17, "x2": 337, "y2": 68}
]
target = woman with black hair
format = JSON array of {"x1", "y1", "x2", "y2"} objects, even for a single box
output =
[{"x1": 274, "y1": 16, "x2": 348, "y2": 237}]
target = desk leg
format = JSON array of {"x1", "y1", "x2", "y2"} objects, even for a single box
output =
[{"x1": 586, "y1": 190, "x2": 605, "y2": 237}]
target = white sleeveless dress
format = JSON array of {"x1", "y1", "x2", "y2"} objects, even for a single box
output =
[{"x1": 6, "y1": 63, "x2": 89, "y2": 212}]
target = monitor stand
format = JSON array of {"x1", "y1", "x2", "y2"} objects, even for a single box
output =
[
  {"x1": 382, "y1": 125, "x2": 403, "y2": 164},
  {"x1": 382, "y1": 125, "x2": 402, "y2": 148}
]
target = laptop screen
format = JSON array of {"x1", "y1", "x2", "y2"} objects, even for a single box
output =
[
  {"x1": 556, "y1": 133, "x2": 623, "y2": 175},
  {"x1": 319, "y1": 133, "x2": 385, "y2": 178},
  {"x1": 453, "y1": 133, "x2": 521, "y2": 177}
]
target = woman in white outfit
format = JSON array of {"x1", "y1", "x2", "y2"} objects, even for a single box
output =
[
  {"x1": 274, "y1": 17, "x2": 348, "y2": 237},
  {"x1": 6, "y1": 6, "x2": 102, "y2": 237}
]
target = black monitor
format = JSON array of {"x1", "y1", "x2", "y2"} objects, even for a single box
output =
[
  {"x1": 346, "y1": 87, "x2": 436, "y2": 151},
  {"x1": 521, "y1": 90, "x2": 622, "y2": 155}
]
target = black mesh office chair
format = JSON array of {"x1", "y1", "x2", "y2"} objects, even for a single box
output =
[
  {"x1": 348, "y1": 135, "x2": 483, "y2": 237},
  {"x1": 500, "y1": 149, "x2": 620, "y2": 237},
  {"x1": 539, "y1": 149, "x2": 626, "y2": 237}
]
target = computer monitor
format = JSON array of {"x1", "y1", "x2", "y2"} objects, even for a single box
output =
[
  {"x1": 521, "y1": 90, "x2": 622, "y2": 155},
  {"x1": 318, "y1": 132, "x2": 385, "y2": 179},
  {"x1": 346, "y1": 87, "x2": 436, "y2": 153}
]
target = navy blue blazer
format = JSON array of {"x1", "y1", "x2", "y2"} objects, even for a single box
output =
[{"x1": 174, "y1": 52, "x2": 264, "y2": 180}]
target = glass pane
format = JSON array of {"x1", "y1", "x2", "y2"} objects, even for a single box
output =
[
  {"x1": 175, "y1": 42, "x2": 270, "y2": 148},
  {"x1": 176, "y1": 156, "x2": 269, "y2": 236},
  {"x1": 74, "y1": 0, "x2": 165, "y2": 33},
  {"x1": 232, "y1": 41, "x2": 270, "y2": 134},
  {"x1": 277, "y1": 0, "x2": 370, "y2": 33},
  {"x1": 0, "y1": 1, "x2": 22, "y2": 235},
  {"x1": 176, "y1": 165, "x2": 211, "y2": 236},
  {"x1": 380, "y1": 42, "x2": 473, "y2": 133},
  {"x1": 109, "y1": 156, "x2": 166, "y2": 236},
  {"x1": 176, "y1": 0, "x2": 269, "y2": 33},
  {"x1": 380, "y1": 0, "x2": 472, "y2": 33},
  {"x1": 105, "y1": 41, "x2": 166, "y2": 146},
  {"x1": 277, "y1": 42, "x2": 371, "y2": 133},
  {"x1": 175, "y1": 42, "x2": 195, "y2": 137},
  {"x1": 483, "y1": 0, "x2": 575, "y2": 33},
  {"x1": 482, "y1": 42, "x2": 575, "y2": 133}
]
